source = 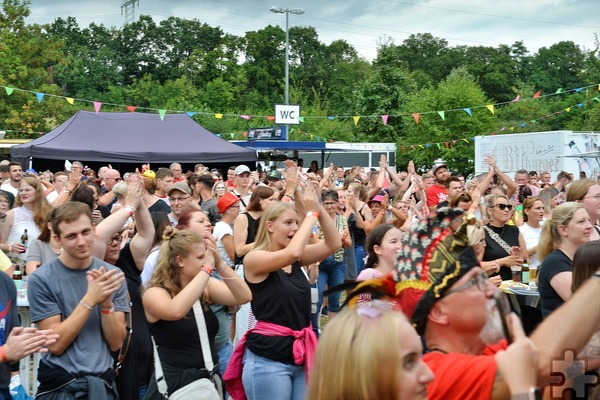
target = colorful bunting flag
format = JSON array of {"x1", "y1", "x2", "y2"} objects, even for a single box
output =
[
  {"x1": 35, "y1": 92, "x2": 44, "y2": 103},
  {"x1": 463, "y1": 108, "x2": 472, "y2": 116},
  {"x1": 158, "y1": 110, "x2": 167, "y2": 120},
  {"x1": 411, "y1": 113, "x2": 420, "y2": 124},
  {"x1": 93, "y1": 101, "x2": 102, "y2": 114},
  {"x1": 486, "y1": 105, "x2": 495, "y2": 115},
  {"x1": 353, "y1": 116, "x2": 360, "y2": 126},
  {"x1": 186, "y1": 112, "x2": 196, "y2": 117},
  {"x1": 533, "y1": 90, "x2": 541, "y2": 98},
  {"x1": 267, "y1": 116, "x2": 275, "y2": 122},
  {"x1": 381, "y1": 115, "x2": 389, "y2": 126},
  {"x1": 126, "y1": 105, "x2": 136, "y2": 112},
  {"x1": 240, "y1": 115, "x2": 251, "y2": 120},
  {"x1": 65, "y1": 97, "x2": 74, "y2": 105},
  {"x1": 511, "y1": 94, "x2": 520, "y2": 102},
  {"x1": 437, "y1": 111, "x2": 445, "y2": 121},
  {"x1": 215, "y1": 114, "x2": 223, "y2": 119},
  {"x1": 4, "y1": 87, "x2": 14, "y2": 95}
]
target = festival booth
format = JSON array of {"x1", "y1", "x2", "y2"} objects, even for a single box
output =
[{"x1": 10, "y1": 110, "x2": 257, "y2": 169}]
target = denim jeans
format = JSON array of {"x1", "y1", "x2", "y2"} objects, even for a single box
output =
[
  {"x1": 216, "y1": 342, "x2": 234, "y2": 378},
  {"x1": 242, "y1": 349, "x2": 306, "y2": 400},
  {"x1": 315, "y1": 254, "x2": 345, "y2": 322},
  {"x1": 354, "y1": 244, "x2": 366, "y2": 276}
]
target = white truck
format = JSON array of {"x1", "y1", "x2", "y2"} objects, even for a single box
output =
[{"x1": 474, "y1": 130, "x2": 600, "y2": 180}]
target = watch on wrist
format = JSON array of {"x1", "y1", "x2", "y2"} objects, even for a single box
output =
[{"x1": 511, "y1": 387, "x2": 541, "y2": 400}]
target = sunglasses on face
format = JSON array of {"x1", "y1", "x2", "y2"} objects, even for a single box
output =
[{"x1": 495, "y1": 203, "x2": 513, "y2": 211}]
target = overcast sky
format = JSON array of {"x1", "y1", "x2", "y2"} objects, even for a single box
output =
[{"x1": 26, "y1": 0, "x2": 599, "y2": 61}]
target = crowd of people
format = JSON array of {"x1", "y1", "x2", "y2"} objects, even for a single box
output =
[{"x1": 0, "y1": 155, "x2": 599, "y2": 400}]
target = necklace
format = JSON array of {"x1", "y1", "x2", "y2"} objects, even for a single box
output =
[{"x1": 488, "y1": 223, "x2": 506, "y2": 237}]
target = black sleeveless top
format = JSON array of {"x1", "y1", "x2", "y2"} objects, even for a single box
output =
[
  {"x1": 246, "y1": 261, "x2": 311, "y2": 364},
  {"x1": 348, "y1": 204, "x2": 367, "y2": 245},
  {"x1": 483, "y1": 224, "x2": 521, "y2": 281},
  {"x1": 149, "y1": 305, "x2": 218, "y2": 371},
  {"x1": 234, "y1": 212, "x2": 259, "y2": 265}
]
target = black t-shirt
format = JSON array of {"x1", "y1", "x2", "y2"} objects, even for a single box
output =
[
  {"x1": 246, "y1": 261, "x2": 311, "y2": 364},
  {"x1": 538, "y1": 249, "x2": 572, "y2": 318},
  {"x1": 148, "y1": 199, "x2": 171, "y2": 214},
  {"x1": 234, "y1": 213, "x2": 258, "y2": 265},
  {"x1": 483, "y1": 224, "x2": 521, "y2": 281}
]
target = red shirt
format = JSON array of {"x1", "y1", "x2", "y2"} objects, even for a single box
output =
[
  {"x1": 423, "y1": 341, "x2": 507, "y2": 400},
  {"x1": 426, "y1": 184, "x2": 448, "y2": 207}
]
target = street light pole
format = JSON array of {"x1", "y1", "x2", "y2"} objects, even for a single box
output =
[{"x1": 270, "y1": 6, "x2": 304, "y2": 105}]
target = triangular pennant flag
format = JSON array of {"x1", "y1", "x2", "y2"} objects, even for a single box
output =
[
  {"x1": 520, "y1": 123, "x2": 526, "y2": 127},
  {"x1": 310, "y1": 135, "x2": 314, "y2": 140},
  {"x1": 65, "y1": 97, "x2": 74, "y2": 105},
  {"x1": 463, "y1": 108, "x2": 472, "y2": 116},
  {"x1": 93, "y1": 101, "x2": 102, "y2": 114},
  {"x1": 267, "y1": 116, "x2": 275, "y2": 122},
  {"x1": 158, "y1": 110, "x2": 167, "y2": 120},
  {"x1": 511, "y1": 94, "x2": 520, "y2": 102},
  {"x1": 575, "y1": 87, "x2": 584, "y2": 93},
  {"x1": 462, "y1": 139, "x2": 469, "y2": 143},
  {"x1": 425, "y1": 144, "x2": 431, "y2": 148},
  {"x1": 215, "y1": 113, "x2": 223, "y2": 119},
  {"x1": 299, "y1": 116, "x2": 305, "y2": 122},
  {"x1": 35, "y1": 92, "x2": 44, "y2": 103},
  {"x1": 436, "y1": 143, "x2": 441, "y2": 149},
  {"x1": 126, "y1": 105, "x2": 136, "y2": 112},
  {"x1": 242, "y1": 131, "x2": 248, "y2": 138},
  {"x1": 509, "y1": 127, "x2": 515, "y2": 131},
  {"x1": 229, "y1": 133, "x2": 234, "y2": 139},
  {"x1": 533, "y1": 90, "x2": 541, "y2": 98},
  {"x1": 353, "y1": 116, "x2": 360, "y2": 126},
  {"x1": 565, "y1": 107, "x2": 571, "y2": 113},
  {"x1": 577, "y1": 103, "x2": 584, "y2": 108},
  {"x1": 240, "y1": 115, "x2": 251, "y2": 120},
  {"x1": 418, "y1": 145, "x2": 425, "y2": 149},
  {"x1": 444, "y1": 141, "x2": 449, "y2": 148},
  {"x1": 186, "y1": 112, "x2": 196, "y2": 117},
  {"x1": 411, "y1": 113, "x2": 420, "y2": 124},
  {"x1": 486, "y1": 105, "x2": 495, "y2": 115},
  {"x1": 327, "y1": 116, "x2": 335, "y2": 120},
  {"x1": 555, "y1": 88, "x2": 564, "y2": 94},
  {"x1": 216, "y1": 134, "x2": 221, "y2": 137},
  {"x1": 4, "y1": 87, "x2": 14, "y2": 95},
  {"x1": 437, "y1": 111, "x2": 445, "y2": 121},
  {"x1": 381, "y1": 115, "x2": 389, "y2": 125}
]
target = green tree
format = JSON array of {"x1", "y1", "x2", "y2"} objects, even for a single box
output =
[{"x1": 401, "y1": 67, "x2": 496, "y2": 175}]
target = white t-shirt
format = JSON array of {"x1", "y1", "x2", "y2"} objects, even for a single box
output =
[
  {"x1": 213, "y1": 221, "x2": 234, "y2": 267},
  {"x1": 519, "y1": 222, "x2": 543, "y2": 267},
  {"x1": 140, "y1": 246, "x2": 160, "y2": 286}
]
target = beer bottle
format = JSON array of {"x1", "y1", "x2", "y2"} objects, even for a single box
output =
[
  {"x1": 12, "y1": 263, "x2": 22, "y2": 281},
  {"x1": 20, "y1": 229, "x2": 28, "y2": 247},
  {"x1": 521, "y1": 263, "x2": 530, "y2": 284}
]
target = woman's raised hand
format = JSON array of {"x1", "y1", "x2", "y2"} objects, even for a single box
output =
[{"x1": 302, "y1": 180, "x2": 320, "y2": 213}]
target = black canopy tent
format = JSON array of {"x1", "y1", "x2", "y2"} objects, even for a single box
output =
[{"x1": 11, "y1": 111, "x2": 257, "y2": 169}]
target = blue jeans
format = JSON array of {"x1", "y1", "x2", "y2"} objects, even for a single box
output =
[
  {"x1": 242, "y1": 349, "x2": 306, "y2": 400},
  {"x1": 216, "y1": 342, "x2": 234, "y2": 377},
  {"x1": 354, "y1": 244, "x2": 366, "y2": 275},
  {"x1": 316, "y1": 255, "x2": 345, "y2": 318}
]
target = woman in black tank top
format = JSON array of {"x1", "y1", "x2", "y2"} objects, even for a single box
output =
[
  {"x1": 142, "y1": 227, "x2": 251, "y2": 399},
  {"x1": 235, "y1": 183, "x2": 341, "y2": 400}
]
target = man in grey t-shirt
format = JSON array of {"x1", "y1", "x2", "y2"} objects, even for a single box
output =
[{"x1": 28, "y1": 202, "x2": 128, "y2": 399}]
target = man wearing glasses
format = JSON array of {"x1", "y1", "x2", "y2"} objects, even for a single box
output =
[
  {"x1": 391, "y1": 210, "x2": 600, "y2": 400},
  {"x1": 166, "y1": 182, "x2": 194, "y2": 226},
  {"x1": 98, "y1": 168, "x2": 122, "y2": 207}
]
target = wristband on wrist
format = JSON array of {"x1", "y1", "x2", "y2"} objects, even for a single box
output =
[
  {"x1": 0, "y1": 345, "x2": 9, "y2": 363},
  {"x1": 123, "y1": 205, "x2": 136, "y2": 217},
  {"x1": 284, "y1": 194, "x2": 294, "y2": 200},
  {"x1": 80, "y1": 300, "x2": 94, "y2": 310},
  {"x1": 306, "y1": 211, "x2": 320, "y2": 219},
  {"x1": 64, "y1": 189, "x2": 72, "y2": 195},
  {"x1": 101, "y1": 307, "x2": 115, "y2": 315},
  {"x1": 201, "y1": 265, "x2": 214, "y2": 275}
]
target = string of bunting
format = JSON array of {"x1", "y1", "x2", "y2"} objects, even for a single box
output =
[
  {"x1": 1, "y1": 92, "x2": 596, "y2": 149},
  {"x1": 1, "y1": 82, "x2": 598, "y2": 124}
]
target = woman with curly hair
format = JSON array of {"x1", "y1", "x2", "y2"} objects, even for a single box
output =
[
  {"x1": 0, "y1": 176, "x2": 51, "y2": 273},
  {"x1": 142, "y1": 227, "x2": 251, "y2": 399}
]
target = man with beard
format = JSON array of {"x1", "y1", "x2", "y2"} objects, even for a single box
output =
[
  {"x1": 387, "y1": 210, "x2": 600, "y2": 400},
  {"x1": 426, "y1": 162, "x2": 449, "y2": 213},
  {"x1": 0, "y1": 162, "x2": 22, "y2": 197}
]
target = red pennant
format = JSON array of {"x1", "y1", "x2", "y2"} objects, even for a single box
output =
[
  {"x1": 533, "y1": 90, "x2": 541, "y2": 98},
  {"x1": 267, "y1": 116, "x2": 275, "y2": 122},
  {"x1": 411, "y1": 113, "x2": 420, "y2": 124},
  {"x1": 126, "y1": 105, "x2": 137, "y2": 112}
]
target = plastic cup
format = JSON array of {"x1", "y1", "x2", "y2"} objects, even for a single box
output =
[
  {"x1": 511, "y1": 266, "x2": 522, "y2": 283},
  {"x1": 529, "y1": 266, "x2": 537, "y2": 282}
]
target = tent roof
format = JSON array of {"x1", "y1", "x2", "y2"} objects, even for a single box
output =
[{"x1": 11, "y1": 111, "x2": 256, "y2": 163}]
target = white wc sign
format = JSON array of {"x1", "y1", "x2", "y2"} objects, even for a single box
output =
[{"x1": 275, "y1": 104, "x2": 301, "y2": 125}]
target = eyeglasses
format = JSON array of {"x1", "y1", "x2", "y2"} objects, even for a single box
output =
[
  {"x1": 584, "y1": 194, "x2": 600, "y2": 201},
  {"x1": 444, "y1": 273, "x2": 489, "y2": 296},
  {"x1": 494, "y1": 204, "x2": 513, "y2": 211},
  {"x1": 108, "y1": 234, "x2": 122, "y2": 245},
  {"x1": 170, "y1": 196, "x2": 191, "y2": 203}
]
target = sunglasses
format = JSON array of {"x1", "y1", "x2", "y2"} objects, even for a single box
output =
[{"x1": 495, "y1": 204, "x2": 513, "y2": 211}]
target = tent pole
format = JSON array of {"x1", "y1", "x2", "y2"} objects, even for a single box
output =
[{"x1": 28, "y1": 157, "x2": 33, "y2": 170}]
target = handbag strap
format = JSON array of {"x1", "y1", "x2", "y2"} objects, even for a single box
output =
[
  {"x1": 483, "y1": 225, "x2": 513, "y2": 255},
  {"x1": 152, "y1": 300, "x2": 214, "y2": 399}
]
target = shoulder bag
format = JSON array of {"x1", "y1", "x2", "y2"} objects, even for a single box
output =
[{"x1": 152, "y1": 301, "x2": 224, "y2": 400}]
